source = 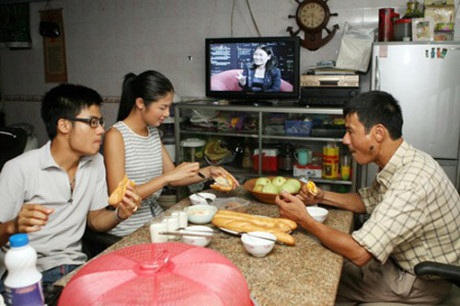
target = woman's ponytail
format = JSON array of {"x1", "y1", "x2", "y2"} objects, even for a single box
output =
[{"x1": 117, "y1": 73, "x2": 137, "y2": 121}]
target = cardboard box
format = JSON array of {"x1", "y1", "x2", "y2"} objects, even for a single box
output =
[{"x1": 293, "y1": 163, "x2": 322, "y2": 178}]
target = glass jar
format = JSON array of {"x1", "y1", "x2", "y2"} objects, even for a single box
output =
[{"x1": 180, "y1": 138, "x2": 205, "y2": 164}]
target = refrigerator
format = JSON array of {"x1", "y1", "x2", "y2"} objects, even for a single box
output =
[{"x1": 365, "y1": 42, "x2": 460, "y2": 191}]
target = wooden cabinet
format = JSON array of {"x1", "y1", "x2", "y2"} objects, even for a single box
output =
[{"x1": 174, "y1": 100, "x2": 360, "y2": 192}]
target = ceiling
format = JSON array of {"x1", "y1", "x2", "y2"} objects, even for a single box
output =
[{"x1": 1, "y1": 0, "x2": 48, "y2": 3}]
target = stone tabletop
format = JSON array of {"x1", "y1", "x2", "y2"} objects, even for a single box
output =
[{"x1": 55, "y1": 188, "x2": 354, "y2": 306}]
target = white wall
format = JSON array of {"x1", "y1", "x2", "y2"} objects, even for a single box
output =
[{"x1": 0, "y1": 0, "x2": 428, "y2": 145}]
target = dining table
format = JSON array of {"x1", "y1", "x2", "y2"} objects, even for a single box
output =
[{"x1": 55, "y1": 187, "x2": 354, "y2": 306}]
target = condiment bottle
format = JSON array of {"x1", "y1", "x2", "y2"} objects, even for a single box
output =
[
  {"x1": 4, "y1": 234, "x2": 44, "y2": 306},
  {"x1": 242, "y1": 146, "x2": 253, "y2": 169},
  {"x1": 322, "y1": 142, "x2": 339, "y2": 179},
  {"x1": 403, "y1": 1, "x2": 423, "y2": 19}
]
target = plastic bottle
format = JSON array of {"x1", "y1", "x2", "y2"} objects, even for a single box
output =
[{"x1": 4, "y1": 234, "x2": 44, "y2": 306}]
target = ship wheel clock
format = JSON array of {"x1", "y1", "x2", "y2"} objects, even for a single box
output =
[{"x1": 287, "y1": 0, "x2": 339, "y2": 51}]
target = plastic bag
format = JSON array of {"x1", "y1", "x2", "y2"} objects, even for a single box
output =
[{"x1": 336, "y1": 22, "x2": 376, "y2": 72}]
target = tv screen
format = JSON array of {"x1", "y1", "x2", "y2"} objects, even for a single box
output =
[{"x1": 205, "y1": 36, "x2": 300, "y2": 105}]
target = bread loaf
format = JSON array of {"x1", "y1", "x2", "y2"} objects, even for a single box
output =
[
  {"x1": 215, "y1": 210, "x2": 296, "y2": 232},
  {"x1": 217, "y1": 210, "x2": 292, "y2": 232},
  {"x1": 212, "y1": 210, "x2": 296, "y2": 245},
  {"x1": 212, "y1": 217, "x2": 295, "y2": 245}
]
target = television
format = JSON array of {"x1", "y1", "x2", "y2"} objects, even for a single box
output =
[{"x1": 205, "y1": 36, "x2": 300, "y2": 106}]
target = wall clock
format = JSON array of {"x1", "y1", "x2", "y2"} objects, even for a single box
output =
[{"x1": 287, "y1": 0, "x2": 339, "y2": 51}]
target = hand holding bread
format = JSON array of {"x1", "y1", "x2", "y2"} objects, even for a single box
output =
[
  {"x1": 210, "y1": 173, "x2": 237, "y2": 192},
  {"x1": 108, "y1": 175, "x2": 136, "y2": 207},
  {"x1": 302, "y1": 180, "x2": 318, "y2": 196}
]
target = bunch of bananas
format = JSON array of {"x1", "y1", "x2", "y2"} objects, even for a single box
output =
[{"x1": 204, "y1": 137, "x2": 230, "y2": 161}]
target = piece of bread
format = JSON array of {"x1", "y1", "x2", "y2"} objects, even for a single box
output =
[
  {"x1": 210, "y1": 174, "x2": 234, "y2": 192},
  {"x1": 302, "y1": 180, "x2": 318, "y2": 196},
  {"x1": 108, "y1": 175, "x2": 135, "y2": 206}
]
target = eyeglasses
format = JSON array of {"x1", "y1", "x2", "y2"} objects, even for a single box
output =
[{"x1": 67, "y1": 116, "x2": 105, "y2": 128}]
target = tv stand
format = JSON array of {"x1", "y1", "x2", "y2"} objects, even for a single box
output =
[
  {"x1": 252, "y1": 100, "x2": 279, "y2": 107},
  {"x1": 212, "y1": 99, "x2": 279, "y2": 107}
]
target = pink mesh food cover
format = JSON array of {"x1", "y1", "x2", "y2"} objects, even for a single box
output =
[{"x1": 58, "y1": 242, "x2": 253, "y2": 305}]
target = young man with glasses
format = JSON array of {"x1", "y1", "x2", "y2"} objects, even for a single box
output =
[{"x1": 0, "y1": 84, "x2": 141, "y2": 292}]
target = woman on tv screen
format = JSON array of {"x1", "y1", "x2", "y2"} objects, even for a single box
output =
[{"x1": 236, "y1": 45, "x2": 281, "y2": 92}]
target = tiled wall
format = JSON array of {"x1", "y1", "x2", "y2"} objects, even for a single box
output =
[{"x1": 1, "y1": 0, "x2": 457, "y2": 145}]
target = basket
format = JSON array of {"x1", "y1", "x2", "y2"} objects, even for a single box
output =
[{"x1": 243, "y1": 177, "x2": 304, "y2": 205}]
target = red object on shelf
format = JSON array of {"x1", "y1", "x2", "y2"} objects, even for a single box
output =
[
  {"x1": 59, "y1": 242, "x2": 253, "y2": 306},
  {"x1": 252, "y1": 149, "x2": 278, "y2": 172},
  {"x1": 379, "y1": 8, "x2": 398, "y2": 41}
]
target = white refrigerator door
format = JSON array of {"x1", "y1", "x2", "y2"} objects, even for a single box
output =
[{"x1": 372, "y1": 42, "x2": 460, "y2": 159}]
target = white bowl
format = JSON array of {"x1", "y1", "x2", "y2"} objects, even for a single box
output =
[
  {"x1": 186, "y1": 204, "x2": 217, "y2": 224},
  {"x1": 306, "y1": 206, "x2": 329, "y2": 223},
  {"x1": 189, "y1": 192, "x2": 217, "y2": 205},
  {"x1": 241, "y1": 232, "x2": 276, "y2": 258},
  {"x1": 181, "y1": 225, "x2": 213, "y2": 247}
]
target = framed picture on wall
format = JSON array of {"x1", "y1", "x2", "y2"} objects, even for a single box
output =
[{"x1": 412, "y1": 18, "x2": 434, "y2": 41}]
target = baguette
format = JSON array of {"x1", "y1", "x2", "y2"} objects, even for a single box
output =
[
  {"x1": 215, "y1": 210, "x2": 297, "y2": 231},
  {"x1": 212, "y1": 216, "x2": 295, "y2": 245},
  {"x1": 272, "y1": 218, "x2": 298, "y2": 231},
  {"x1": 214, "y1": 211, "x2": 292, "y2": 232},
  {"x1": 108, "y1": 175, "x2": 136, "y2": 206}
]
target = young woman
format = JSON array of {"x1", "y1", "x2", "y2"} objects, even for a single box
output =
[
  {"x1": 236, "y1": 45, "x2": 281, "y2": 92},
  {"x1": 103, "y1": 70, "x2": 238, "y2": 237}
]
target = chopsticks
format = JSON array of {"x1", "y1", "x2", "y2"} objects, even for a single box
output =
[
  {"x1": 160, "y1": 231, "x2": 213, "y2": 238},
  {"x1": 161, "y1": 228, "x2": 284, "y2": 245},
  {"x1": 221, "y1": 230, "x2": 284, "y2": 245},
  {"x1": 239, "y1": 232, "x2": 284, "y2": 245}
]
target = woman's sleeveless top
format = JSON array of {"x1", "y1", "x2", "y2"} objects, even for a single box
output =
[{"x1": 108, "y1": 121, "x2": 164, "y2": 237}]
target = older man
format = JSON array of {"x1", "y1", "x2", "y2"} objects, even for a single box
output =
[{"x1": 275, "y1": 91, "x2": 460, "y2": 304}]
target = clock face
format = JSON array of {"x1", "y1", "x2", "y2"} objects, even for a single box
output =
[
  {"x1": 287, "y1": 0, "x2": 338, "y2": 50},
  {"x1": 299, "y1": 2, "x2": 326, "y2": 30}
]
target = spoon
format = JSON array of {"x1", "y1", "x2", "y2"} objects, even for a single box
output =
[{"x1": 195, "y1": 192, "x2": 214, "y2": 204}]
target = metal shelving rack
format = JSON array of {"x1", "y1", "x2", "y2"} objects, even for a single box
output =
[{"x1": 174, "y1": 100, "x2": 359, "y2": 192}]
